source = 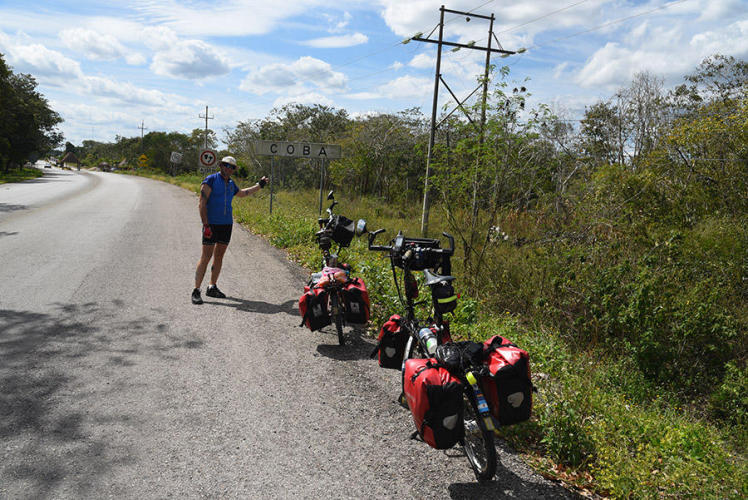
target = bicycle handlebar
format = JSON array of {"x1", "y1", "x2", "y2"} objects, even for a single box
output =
[
  {"x1": 367, "y1": 228, "x2": 455, "y2": 258},
  {"x1": 368, "y1": 229, "x2": 389, "y2": 251}
]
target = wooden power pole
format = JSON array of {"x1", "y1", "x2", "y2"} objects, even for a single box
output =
[{"x1": 409, "y1": 5, "x2": 514, "y2": 236}]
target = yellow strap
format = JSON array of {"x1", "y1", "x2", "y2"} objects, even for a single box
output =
[{"x1": 437, "y1": 295, "x2": 457, "y2": 304}]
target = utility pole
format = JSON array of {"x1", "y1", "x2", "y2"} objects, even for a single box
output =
[
  {"x1": 138, "y1": 120, "x2": 147, "y2": 153},
  {"x1": 199, "y1": 106, "x2": 214, "y2": 149},
  {"x1": 409, "y1": 5, "x2": 514, "y2": 236}
]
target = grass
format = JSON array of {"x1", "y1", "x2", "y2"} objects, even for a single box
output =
[
  {"x1": 128, "y1": 170, "x2": 747, "y2": 499},
  {"x1": 0, "y1": 166, "x2": 44, "y2": 184}
]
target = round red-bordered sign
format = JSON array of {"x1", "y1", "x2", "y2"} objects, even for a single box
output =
[{"x1": 199, "y1": 149, "x2": 217, "y2": 167}]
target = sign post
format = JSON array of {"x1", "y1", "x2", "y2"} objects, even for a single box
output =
[
  {"x1": 269, "y1": 157, "x2": 274, "y2": 214},
  {"x1": 252, "y1": 140, "x2": 341, "y2": 214},
  {"x1": 318, "y1": 159, "x2": 325, "y2": 215},
  {"x1": 169, "y1": 151, "x2": 183, "y2": 176}
]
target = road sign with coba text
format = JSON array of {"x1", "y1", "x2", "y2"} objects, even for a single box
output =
[{"x1": 253, "y1": 140, "x2": 341, "y2": 159}]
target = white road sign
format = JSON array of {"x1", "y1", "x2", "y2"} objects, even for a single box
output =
[
  {"x1": 170, "y1": 151, "x2": 183, "y2": 164},
  {"x1": 199, "y1": 149, "x2": 217, "y2": 167},
  {"x1": 253, "y1": 140, "x2": 341, "y2": 159}
]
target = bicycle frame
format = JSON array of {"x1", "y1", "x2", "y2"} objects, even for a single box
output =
[{"x1": 368, "y1": 229, "x2": 498, "y2": 481}]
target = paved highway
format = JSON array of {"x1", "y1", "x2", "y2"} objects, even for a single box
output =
[{"x1": 0, "y1": 168, "x2": 577, "y2": 499}]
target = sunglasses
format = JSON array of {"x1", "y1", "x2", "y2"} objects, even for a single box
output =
[{"x1": 221, "y1": 162, "x2": 236, "y2": 169}]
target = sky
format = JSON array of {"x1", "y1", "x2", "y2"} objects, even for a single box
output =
[{"x1": 0, "y1": 0, "x2": 746, "y2": 147}]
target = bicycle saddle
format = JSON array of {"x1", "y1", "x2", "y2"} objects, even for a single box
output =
[{"x1": 423, "y1": 268, "x2": 456, "y2": 286}]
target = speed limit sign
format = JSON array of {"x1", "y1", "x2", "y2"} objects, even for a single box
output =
[{"x1": 199, "y1": 149, "x2": 217, "y2": 168}]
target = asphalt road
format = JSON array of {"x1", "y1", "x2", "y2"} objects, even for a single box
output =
[{"x1": 0, "y1": 168, "x2": 578, "y2": 499}]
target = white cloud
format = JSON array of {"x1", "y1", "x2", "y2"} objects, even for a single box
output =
[
  {"x1": 3, "y1": 41, "x2": 84, "y2": 81},
  {"x1": 379, "y1": 75, "x2": 431, "y2": 99},
  {"x1": 690, "y1": 19, "x2": 748, "y2": 58},
  {"x1": 302, "y1": 33, "x2": 368, "y2": 48},
  {"x1": 377, "y1": 0, "x2": 608, "y2": 43},
  {"x1": 391, "y1": 61, "x2": 404, "y2": 70},
  {"x1": 150, "y1": 39, "x2": 231, "y2": 79},
  {"x1": 273, "y1": 92, "x2": 335, "y2": 108},
  {"x1": 408, "y1": 53, "x2": 433, "y2": 69},
  {"x1": 553, "y1": 62, "x2": 569, "y2": 80},
  {"x1": 84, "y1": 76, "x2": 172, "y2": 107},
  {"x1": 132, "y1": 0, "x2": 325, "y2": 37},
  {"x1": 142, "y1": 26, "x2": 180, "y2": 51},
  {"x1": 576, "y1": 18, "x2": 748, "y2": 88},
  {"x1": 345, "y1": 91, "x2": 382, "y2": 100},
  {"x1": 322, "y1": 11, "x2": 353, "y2": 33},
  {"x1": 240, "y1": 56, "x2": 347, "y2": 95},
  {"x1": 60, "y1": 28, "x2": 144, "y2": 65},
  {"x1": 698, "y1": 0, "x2": 746, "y2": 22}
]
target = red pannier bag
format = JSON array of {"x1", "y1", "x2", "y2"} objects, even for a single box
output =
[
  {"x1": 370, "y1": 315, "x2": 406, "y2": 369},
  {"x1": 404, "y1": 358, "x2": 464, "y2": 449},
  {"x1": 480, "y1": 335, "x2": 533, "y2": 426},
  {"x1": 298, "y1": 285, "x2": 331, "y2": 331},
  {"x1": 343, "y1": 277, "x2": 370, "y2": 324}
]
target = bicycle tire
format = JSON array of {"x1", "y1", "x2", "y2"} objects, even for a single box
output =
[
  {"x1": 331, "y1": 293, "x2": 345, "y2": 345},
  {"x1": 462, "y1": 388, "x2": 497, "y2": 481}
]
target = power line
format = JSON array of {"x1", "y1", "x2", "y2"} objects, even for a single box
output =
[
  {"x1": 496, "y1": 0, "x2": 591, "y2": 35},
  {"x1": 525, "y1": 0, "x2": 691, "y2": 52}
]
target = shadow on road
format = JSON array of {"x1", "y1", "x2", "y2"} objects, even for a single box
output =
[
  {"x1": 23, "y1": 172, "x2": 74, "y2": 183},
  {"x1": 447, "y1": 457, "x2": 581, "y2": 500},
  {"x1": 208, "y1": 296, "x2": 298, "y2": 316},
  {"x1": 0, "y1": 303, "x2": 203, "y2": 497},
  {"x1": 315, "y1": 326, "x2": 374, "y2": 361},
  {"x1": 0, "y1": 203, "x2": 28, "y2": 213}
]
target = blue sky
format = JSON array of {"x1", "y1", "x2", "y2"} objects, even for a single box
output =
[{"x1": 0, "y1": 0, "x2": 745, "y2": 146}]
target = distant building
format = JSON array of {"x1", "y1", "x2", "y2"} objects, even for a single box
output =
[{"x1": 61, "y1": 152, "x2": 80, "y2": 169}]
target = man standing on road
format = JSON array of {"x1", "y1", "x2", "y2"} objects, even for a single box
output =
[{"x1": 192, "y1": 156, "x2": 269, "y2": 305}]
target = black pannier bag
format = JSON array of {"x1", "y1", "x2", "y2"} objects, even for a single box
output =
[
  {"x1": 370, "y1": 314, "x2": 407, "y2": 369},
  {"x1": 330, "y1": 215, "x2": 355, "y2": 247},
  {"x1": 431, "y1": 282, "x2": 457, "y2": 314},
  {"x1": 298, "y1": 286, "x2": 331, "y2": 331}
]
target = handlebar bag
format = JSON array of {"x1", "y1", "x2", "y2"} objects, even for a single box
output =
[
  {"x1": 480, "y1": 335, "x2": 533, "y2": 425},
  {"x1": 298, "y1": 286, "x2": 331, "y2": 331},
  {"x1": 330, "y1": 215, "x2": 355, "y2": 247},
  {"x1": 431, "y1": 282, "x2": 457, "y2": 314},
  {"x1": 370, "y1": 314, "x2": 406, "y2": 369},
  {"x1": 404, "y1": 358, "x2": 464, "y2": 449},
  {"x1": 343, "y1": 277, "x2": 370, "y2": 324}
]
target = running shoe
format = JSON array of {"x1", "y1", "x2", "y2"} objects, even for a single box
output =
[
  {"x1": 191, "y1": 288, "x2": 203, "y2": 305},
  {"x1": 206, "y1": 285, "x2": 226, "y2": 298}
]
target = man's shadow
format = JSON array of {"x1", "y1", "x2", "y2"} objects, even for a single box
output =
[{"x1": 208, "y1": 297, "x2": 298, "y2": 316}]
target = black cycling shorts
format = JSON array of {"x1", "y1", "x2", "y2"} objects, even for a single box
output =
[{"x1": 203, "y1": 224, "x2": 232, "y2": 245}]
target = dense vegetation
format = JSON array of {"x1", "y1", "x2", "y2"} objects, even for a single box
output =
[
  {"x1": 0, "y1": 54, "x2": 63, "y2": 172},
  {"x1": 92, "y1": 54, "x2": 746, "y2": 497}
]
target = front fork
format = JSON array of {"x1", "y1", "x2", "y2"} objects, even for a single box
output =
[{"x1": 465, "y1": 371, "x2": 495, "y2": 432}]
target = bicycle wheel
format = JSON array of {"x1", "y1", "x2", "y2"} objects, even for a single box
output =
[
  {"x1": 462, "y1": 388, "x2": 497, "y2": 481},
  {"x1": 331, "y1": 293, "x2": 345, "y2": 345}
]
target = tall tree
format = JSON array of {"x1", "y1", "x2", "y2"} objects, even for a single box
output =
[{"x1": 0, "y1": 53, "x2": 63, "y2": 171}]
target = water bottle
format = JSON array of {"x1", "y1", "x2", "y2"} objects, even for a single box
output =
[{"x1": 417, "y1": 327, "x2": 438, "y2": 356}]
